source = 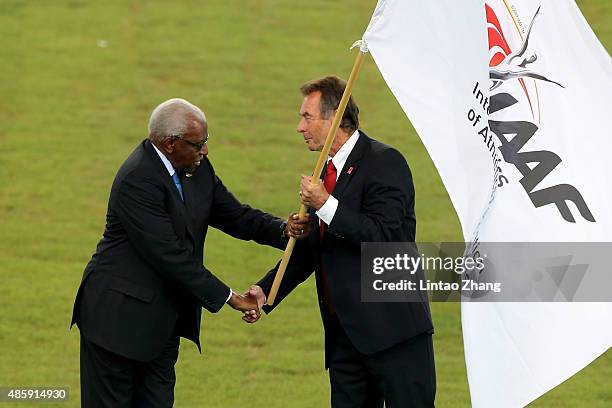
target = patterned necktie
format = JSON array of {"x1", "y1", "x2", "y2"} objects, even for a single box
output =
[{"x1": 172, "y1": 172, "x2": 184, "y2": 202}]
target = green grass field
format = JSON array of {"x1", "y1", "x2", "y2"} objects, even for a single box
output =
[{"x1": 0, "y1": 1, "x2": 609, "y2": 406}]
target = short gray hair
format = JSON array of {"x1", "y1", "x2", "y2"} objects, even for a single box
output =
[{"x1": 148, "y1": 98, "x2": 207, "y2": 143}]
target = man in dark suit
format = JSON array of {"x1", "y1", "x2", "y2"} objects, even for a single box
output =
[
  {"x1": 71, "y1": 98, "x2": 307, "y2": 407},
  {"x1": 251, "y1": 76, "x2": 436, "y2": 407}
]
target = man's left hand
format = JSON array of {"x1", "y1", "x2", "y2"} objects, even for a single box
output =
[
  {"x1": 285, "y1": 213, "x2": 311, "y2": 239},
  {"x1": 300, "y1": 176, "x2": 329, "y2": 210}
]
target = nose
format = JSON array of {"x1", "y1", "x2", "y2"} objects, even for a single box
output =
[
  {"x1": 200, "y1": 143, "x2": 208, "y2": 156},
  {"x1": 297, "y1": 117, "x2": 307, "y2": 133}
]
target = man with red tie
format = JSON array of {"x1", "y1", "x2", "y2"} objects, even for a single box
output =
[{"x1": 252, "y1": 76, "x2": 436, "y2": 407}]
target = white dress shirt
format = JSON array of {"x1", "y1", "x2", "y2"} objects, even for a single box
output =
[
  {"x1": 152, "y1": 142, "x2": 178, "y2": 178},
  {"x1": 316, "y1": 129, "x2": 360, "y2": 225}
]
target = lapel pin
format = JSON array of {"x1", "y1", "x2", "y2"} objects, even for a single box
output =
[{"x1": 347, "y1": 166, "x2": 354, "y2": 175}]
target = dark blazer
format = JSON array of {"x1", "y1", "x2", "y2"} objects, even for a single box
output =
[
  {"x1": 259, "y1": 132, "x2": 433, "y2": 359},
  {"x1": 71, "y1": 139, "x2": 286, "y2": 362}
]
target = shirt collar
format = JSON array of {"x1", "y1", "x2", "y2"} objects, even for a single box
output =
[
  {"x1": 330, "y1": 129, "x2": 360, "y2": 173},
  {"x1": 151, "y1": 142, "x2": 176, "y2": 177}
]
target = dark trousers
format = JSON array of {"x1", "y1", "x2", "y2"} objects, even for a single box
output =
[
  {"x1": 80, "y1": 334, "x2": 180, "y2": 408},
  {"x1": 326, "y1": 316, "x2": 436, "y2": 408}
]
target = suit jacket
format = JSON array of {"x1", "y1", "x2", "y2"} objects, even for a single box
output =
[
  {"x1": 258, "y1": 132, "x2": 433, "y2": 360},
  {"x1": 71, "y1": 139, "x2": 286, "y2": 362}
]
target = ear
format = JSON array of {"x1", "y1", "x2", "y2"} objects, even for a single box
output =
[{"x1": 159, "y1": 137, "x2": 175, "y2": 154}]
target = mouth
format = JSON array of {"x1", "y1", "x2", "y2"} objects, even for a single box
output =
[{"x1": 184, "y1": 160, "x2": 201, "y2": 173}]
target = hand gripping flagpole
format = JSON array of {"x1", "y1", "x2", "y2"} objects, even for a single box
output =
[{"x1": 267, "y1": 40, "x2": 369, "y2": 305}]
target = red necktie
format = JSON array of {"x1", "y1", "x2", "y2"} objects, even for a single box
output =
[
  {"x1": 319, "y1": 160, "x2": 337, "y2": 238},
  {"x1": 319, "y1": 160, "x2": 337, "y2": 314},
  {"x1": 324, "y1": 159, "x2": 337, "y2": 192}
]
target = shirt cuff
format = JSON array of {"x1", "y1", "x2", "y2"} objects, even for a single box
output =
[
  {"x1": 316, "y1": 195, "x2": 338, "y2": 226},
  {"x1": 225, "y1": 289, "x2": 233, "y2": 304}
]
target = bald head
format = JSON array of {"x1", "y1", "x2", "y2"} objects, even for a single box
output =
[{"x1": 148, "y1": 98, "x2": 207, "y2": 143}]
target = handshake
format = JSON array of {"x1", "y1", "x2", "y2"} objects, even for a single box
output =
[
  {"x1": 226, "y1": 213, "x2": 311, "y2": 323},
  {"x1": 228, "y1": 285, "x2": 267, "y2": 324}
]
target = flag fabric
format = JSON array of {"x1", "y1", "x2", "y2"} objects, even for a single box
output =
[{"x1": 363, "y1": 0, "x2": 612, "y2": 406}]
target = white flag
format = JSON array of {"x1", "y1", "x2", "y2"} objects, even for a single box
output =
[{"x1": 363, "y1": 0, "x2": 612, "y2": 407}]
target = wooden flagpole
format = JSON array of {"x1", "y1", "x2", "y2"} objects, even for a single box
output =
[{"x1": 267, "y1": 43, "x2": 368, "y2": 305}]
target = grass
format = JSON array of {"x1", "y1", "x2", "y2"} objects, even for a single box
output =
[{"x1": 0, "y1": 0, "x2": 609, "y2": 406}]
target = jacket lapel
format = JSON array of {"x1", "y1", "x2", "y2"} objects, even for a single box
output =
[
  {"x1": 143, "y1": 140, "x2": 197, "y2": 242},
  {"x1": 180, "y1": 173, "x2": 200, "y2": 227},
  {"x1": 331, "y1": 131, "x2": 370, "y2": 199}
]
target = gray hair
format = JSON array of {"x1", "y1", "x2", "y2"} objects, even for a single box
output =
[{"x1": 148, "y1": 98, "x2": 207, "y2": 143}]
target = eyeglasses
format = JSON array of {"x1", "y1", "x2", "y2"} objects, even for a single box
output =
[{"x1": 169, "y1": 134, "x2": 209, "y2": 151}]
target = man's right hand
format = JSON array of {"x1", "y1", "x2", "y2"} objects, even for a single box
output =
[
  {"x1": 228, "y1": 292, "x2": 260, "y2": 323},
  {"x1": 246, "y1": 285, "x2": 266, "y2": 308}
]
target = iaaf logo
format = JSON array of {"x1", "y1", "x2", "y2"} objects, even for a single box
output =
[
  {"x1": 488, "y1": 5, "x2": 563, "y2": 93},
  {"x1": 479, "y1": 2, "x2": 595, "y2": 223}
]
